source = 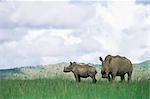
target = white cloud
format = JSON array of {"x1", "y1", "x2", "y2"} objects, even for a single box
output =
[
  {"x1": 0, "y1": 1, "x2": 95, "y2": 28},
  {"x1": 50, "y1": 29, "x2": 81, "y2": 45},
  {"x1": 7, "y1": 0, "x2": 70, "y2": 1},
  {"x1": 0, "y1": 28, "x2": 83, "y2": 68},
  {"x1": 73, "y1": 0, "x2": 150, "y2": 63},
  {"x1": 0, "y1": 1, "x2": 149, "y2": 69},
  {"x1": 76, "y1": 51, "x2": 104, "y2": 63}
]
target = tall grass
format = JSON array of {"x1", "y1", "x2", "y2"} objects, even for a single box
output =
[{"x1": 0, "y1": 78, "x2": 149, "y2": 99}]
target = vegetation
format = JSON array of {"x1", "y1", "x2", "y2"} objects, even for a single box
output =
[
  {"x1": 0, "y1": 60, "x2": 150, "y2": 80},
  {"x1": 134, "y1": 60, "x2": 150, "y2": 69},
  {"x1": 0, "y1": 60, "x2": 149, "y2": 99},
  {"x1": 0, "y1": 78, "x2": 149, "y2": 99}
]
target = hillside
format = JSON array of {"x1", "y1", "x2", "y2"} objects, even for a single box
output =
[
  {"x1": 0, "y1": 63, "x2": 69, "y2": 80},
  {"x1": 133, "y1": 60, "x2": 150, "y2": 68},
  {"x1": 0, "y1": 61, "x2": 150, "y2": 80}
]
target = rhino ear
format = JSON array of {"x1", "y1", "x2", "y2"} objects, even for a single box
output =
[
  {"x1": 70, "y1": 62, "x2": 72, "y2": 65},
  {"x1": 99, "y1": 57, "x2": 103, "y2": 62}
]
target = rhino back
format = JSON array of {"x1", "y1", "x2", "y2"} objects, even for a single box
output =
[
  {"x1": 72, "y1": 65, "x2": 96, "y2": 76},
  {"x1": 110, "y1": 56, "x2": 132, "y2": 73}
]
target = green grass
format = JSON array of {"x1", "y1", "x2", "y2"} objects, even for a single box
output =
[{"x1": 0, "y1": 78, "x2": 149, "y2": 99}]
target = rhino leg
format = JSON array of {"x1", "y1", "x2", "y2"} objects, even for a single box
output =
[
  {"x1": 120, "y1": 75, "x2": 125, "y2": 82},
  {"x1": 74, "y1": 74, "x2": 80, "y2": 82},
  {"x1": 127, "y1": 72, "x2": 132, "y2": 82},
  {"x1": 108, "y1": 75, "x2": 111, "y2": 82},
  {"x1": 89, "y1": 73, "x2": 97, "y2": 83},
  {"x1": 78, "y1": 76, "x2": 81, "y2": 82},
  {"x1": 111, "y1": 73, "x2": 116, "y2": 83},
  {"x1": 91, "y1": 75, "x2": 97, "y2": 83}
]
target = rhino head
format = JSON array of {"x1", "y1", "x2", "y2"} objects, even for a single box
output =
[
  {"x1": 99, "y1": 56, "x2": 111, "y2": 78},
  {"x1": 63, "y1": 62, "x2": 76, "y2": 72}
]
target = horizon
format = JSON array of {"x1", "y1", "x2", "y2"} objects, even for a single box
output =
[
  {"x1": 0, "y1": 59, "x2": 149, "y2": 70},
  {"x1": 0, "y1": 0, "x2": 150, "y2": 69}
]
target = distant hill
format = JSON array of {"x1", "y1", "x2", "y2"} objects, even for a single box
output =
[
  {"x1": 0, "y1": 60, "x2": 150, "y2": 80},
  {"x1": 133, "y1": 60, "x2": 150, "y2": 68},
  {"x1": 0, "y1": 63, "x2": 69, "y2": 80}
]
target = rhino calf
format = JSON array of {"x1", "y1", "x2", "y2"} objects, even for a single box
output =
[
  {"x1": 99, "y1": 55, "x2": 133, "y2": 82},
  {"x1": 63, "y1": 62, "x2": 97, "y2": 83}
]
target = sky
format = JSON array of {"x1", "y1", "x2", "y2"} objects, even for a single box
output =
[{"x1": 0, "y1": 0, "x2": 150, "y2": 69}]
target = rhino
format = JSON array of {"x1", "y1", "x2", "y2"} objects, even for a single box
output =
[
  {"x1": 99, "y1": 55, "x2": 133, "y2": 82},
  {"x1": 63, "y1": 62, "x2": 97, "y2": 83}
]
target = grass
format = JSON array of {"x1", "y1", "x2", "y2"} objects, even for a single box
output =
[{"x1": 0, "y1": 78, "x2": 149, "y2": 99}]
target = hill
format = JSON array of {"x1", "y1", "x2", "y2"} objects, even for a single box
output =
[
  {"x1": 0, "y1": 61, "x2": 150, "y2": 80},
  {"x1": 133, "y1": 60, "x2": 150, "y2": 68}
]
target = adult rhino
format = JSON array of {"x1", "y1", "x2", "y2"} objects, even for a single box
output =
[
  {"x1": 63, "y1": 62, "x2": 97, "y2": 83},
  {"x1": 99, "y1": 55, "x2": 133, "y2": 82}
]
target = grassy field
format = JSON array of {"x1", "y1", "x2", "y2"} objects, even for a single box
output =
[{"x1": 0, "y1": 78, "x2": 149, "y2": 99}]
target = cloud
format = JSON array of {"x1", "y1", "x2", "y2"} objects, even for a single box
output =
[
  {"x1": 73, "y1": 1, "x2": 150, "y2": 62},
  {"x1": 0, "y1": 28, "x2": 82, "y2": 68},
  {"x1": 0, "y1": 27, "x2": 27, "y2": 44},
  {"x1": 0, "y1": 1, "x2": 149, "y2": 69},
  {"x1": 0, "y1": 1, "x2": 95, "y2": 29},
  {"x1": 136, "y1": 0, "x2": 150, "y2": 5}
]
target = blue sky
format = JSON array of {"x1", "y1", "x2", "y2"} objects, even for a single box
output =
[{"x1": 0, "y1": 0, "x2": 149, "y2": 69}]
